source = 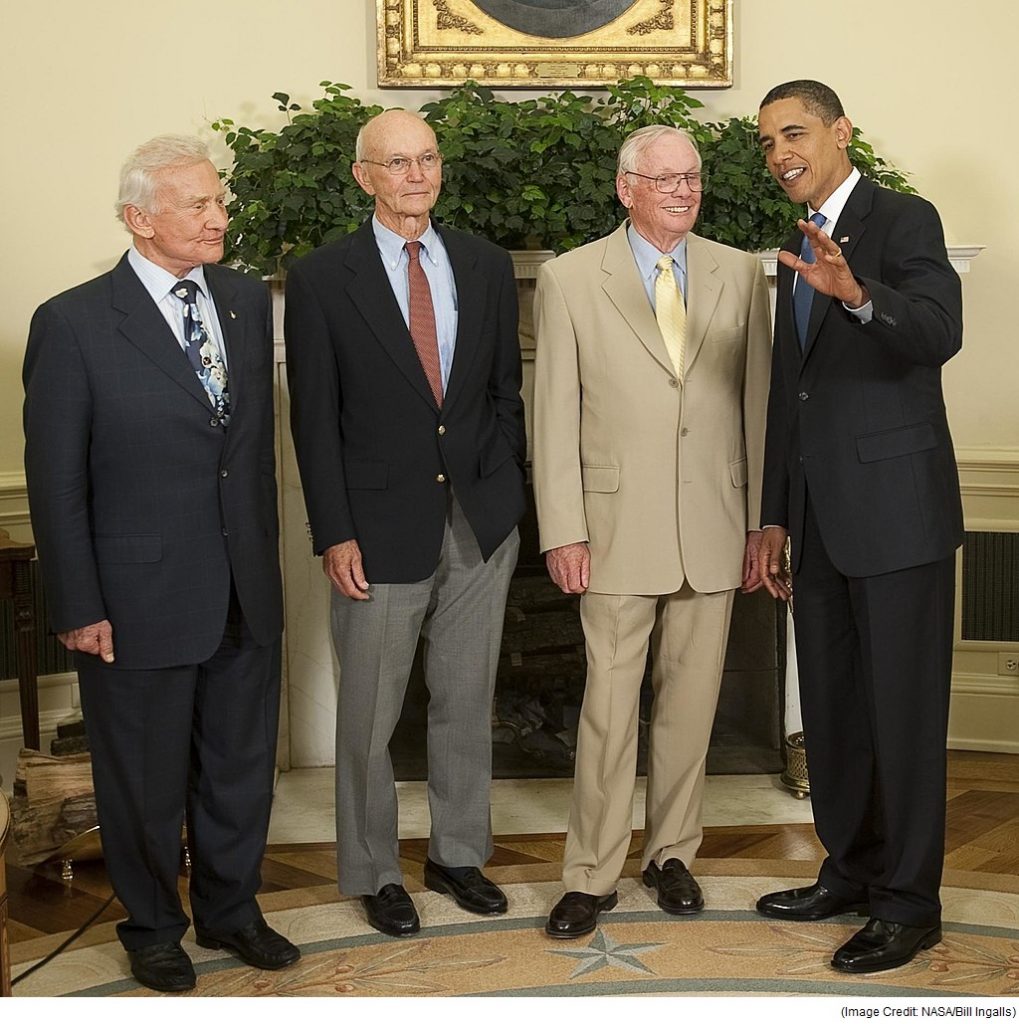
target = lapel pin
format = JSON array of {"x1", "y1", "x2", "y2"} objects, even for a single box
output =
[
  {"x1": 839, "y1": 236, "x2": 850, "y2": 244},
  {"x1": 229, "y1": 311, "x2": 237, "y2": 319}
]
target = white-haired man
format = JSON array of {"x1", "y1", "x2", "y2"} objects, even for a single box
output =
[
  {"x1": 533, "y1": 125, "x2": 772, "y2": 937},
  {"x1": 23, "y1": 135, "x2": 298, "y2": 991}
]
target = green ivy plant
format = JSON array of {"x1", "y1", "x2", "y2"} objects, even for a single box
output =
[
  {"x1": 214, "y1": 78, "x2": 912, "y2": 276},
  {"x1": 212, "y1": 83, "x2": 383, "y2": 273}
]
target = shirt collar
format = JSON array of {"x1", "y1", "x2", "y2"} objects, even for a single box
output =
[
  {"x1": 128, "y1": 246, "x2": 209, "y2": 302},
  {"x1": 626, "y1": 220, "x2": 688, "y2": 284},
  {"x1": 809, "y1": 166, "x2": 862, "y2": 230},
  {"x1": 372, "y1": 215, "x2": 440, "y2": 270}
]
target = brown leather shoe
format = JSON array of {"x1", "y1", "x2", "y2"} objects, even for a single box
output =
[
  {"x1": 832, "y1": 918, "x2": 942, "y2": 973},
  {"x1": 642, "y1": 858, "x2": 704, "y2": 915},
  {"x1": 545, "y1": 891, "x2": 618, "y2": 939},
  {"x1": 756, "y1": 882, "x2": 869, "y2": 921}
]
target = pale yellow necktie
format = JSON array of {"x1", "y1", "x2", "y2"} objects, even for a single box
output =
[{"x1": 654, "y1": 254, "x2": 686, "y2": 383}]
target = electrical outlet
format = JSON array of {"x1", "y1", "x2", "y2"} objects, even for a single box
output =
[{"x1": 999, "y1": 652, "x2": 1019, "y2": 676}]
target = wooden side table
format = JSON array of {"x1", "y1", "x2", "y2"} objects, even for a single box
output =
[
  {"x1": 0, "y1": 529, "x2": 39, "y2": 751},
  {"x1": 1, "y1": 789, "x2": 11, "y2": 996}
]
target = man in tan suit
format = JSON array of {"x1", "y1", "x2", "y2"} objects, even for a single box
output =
[{"x1": 533, "y1": 125, "x2": 772, "y2": 938}]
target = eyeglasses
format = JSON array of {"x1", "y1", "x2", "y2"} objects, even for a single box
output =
[
  {"x1": 624, "y1": 170, "x2": 707, "y2": 193},
  {"x1": 360, "y1": 152, "x2": 443, "y2": 175}
]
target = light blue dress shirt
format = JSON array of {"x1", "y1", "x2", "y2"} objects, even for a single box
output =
[
  {"x1": 372, "y1": 216, "x2": 459, "y2": 392},
  {"x1": 626, "y1": 221, "x2": 688, "y2": 311},
  {"x1": 127, "y1": 246, "x2": 228, "y2": 373}
]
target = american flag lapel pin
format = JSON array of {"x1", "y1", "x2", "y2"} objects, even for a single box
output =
[{"x1": 839, "y1": 236, "x2": 850, "y2": 244}]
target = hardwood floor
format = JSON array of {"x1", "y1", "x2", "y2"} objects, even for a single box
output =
[{"x1": 6, "y1": 751, "x2": 1018, "y2": 946}]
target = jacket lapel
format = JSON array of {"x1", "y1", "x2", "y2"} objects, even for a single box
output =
[
  {"x1": 205, "y1": 264, "x2": 246, "y2": 416},
  {"x1": 601, "y1": 223, "x2": 674, "y2": 376},
  {"x1": 111, "y1": 254, "x2": 213, "y2": 411},
  {"x1": 344, "y1": 222, "x2": 439, "y2": 411},
  {"x1": 683, "y1": 233, "x2": 723, "y2": 376},
  {"x1": 801, "y1": 177, "x2": 872, "y2": 362},
  {"x1": 439, "y1": 226, "x2": 483, "y2": 415}
]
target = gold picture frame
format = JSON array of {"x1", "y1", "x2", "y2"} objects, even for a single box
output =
[{"x1": 377, "y1": 0, "x2": 732, "y2": 88}]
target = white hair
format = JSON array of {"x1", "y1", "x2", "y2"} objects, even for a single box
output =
[
  {"x1": 617, "y1": 125, "x2": 702, "y2": 176},
  {"x1": 116, "y1": 135, "x2": 211, "y2": 224}
]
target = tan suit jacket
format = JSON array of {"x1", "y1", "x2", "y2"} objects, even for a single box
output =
[{"x1": 533, "y1": 223, "x2": 772, "y2": 596}]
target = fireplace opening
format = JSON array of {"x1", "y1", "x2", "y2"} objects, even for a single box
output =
[{"x1": 390, "y1": 482, "x2": 785, "y2": 781}]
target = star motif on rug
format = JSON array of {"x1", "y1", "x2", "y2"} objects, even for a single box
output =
[{"x1": 548, "y1": 929, "x2": 663, "y2": 978}]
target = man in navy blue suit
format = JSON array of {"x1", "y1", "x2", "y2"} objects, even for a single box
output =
[{"x1": 24, "y1": 135, "x2": 299, "y2": 992}]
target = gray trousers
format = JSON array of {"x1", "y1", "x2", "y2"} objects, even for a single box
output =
[{"x1": 331, "y1": 496, "x2": 518, "y2": 895}]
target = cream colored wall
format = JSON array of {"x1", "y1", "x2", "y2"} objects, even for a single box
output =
[
  {"x1": 1, "y1": 1, "x2": 1016, "y2": 763},
  {"x1": 2, "y1": 0, "x2": 1014, "y2": 470}
]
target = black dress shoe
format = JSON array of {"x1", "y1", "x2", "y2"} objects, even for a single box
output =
[
  {"x1": 546, "y1": 891, "x2": 618, "y2": 939},
  {"x1": 832, "y1": 918, "x2": 942, "y2": 974},
  {"x1": 642, "y1": 859, "x2": 704, "y2": 915},
  {"x1": 424, "y1": 858, "x2": 508, "y2": 915},
  {"x1": 195, "y1": 918, "x2": 301, "y2": 970},
  {"x1": 127, "y1": 941, "x2": 196, "y2": 992},
  {"x1": 756, "y1": 882, "x2": 869, "y2": 921},
  {"x1": 361, "y1": 883, "x2": 421, "y2": 937}
]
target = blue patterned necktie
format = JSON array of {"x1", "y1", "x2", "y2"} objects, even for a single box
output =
[
  {"x1": 172, "y1": 280, "x2": 230, "y2": 425},
  {"x1": 793, "y1": 211, "x2": 828, "y2": 349}
]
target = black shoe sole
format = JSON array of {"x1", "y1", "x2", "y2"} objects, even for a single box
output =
[
  {"x1": 130, "y1": 971, "x2": 196, "y2": 993},
  {"x1": 194, "y1": 934, "x2": 301, "y2": 969},
  {"x1": 831, "y1": 928, "x2": 942, "y2": 974},
  {"x1": 756, "y1": 901, "x2": 870, "y2": 921},
  {"x1": 424, "y1": 874, "x2": 507, "y2": 916},
  {"x1": 545, "y1": 892, "x2": 619, "y2": 939},
  {"x1": 360, "y1": 912, "x2": 421, "y2": 938}
]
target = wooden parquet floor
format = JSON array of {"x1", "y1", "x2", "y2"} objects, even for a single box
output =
[{"x1": 6, "y1": 751, "x2": 1018, "y2": 945}]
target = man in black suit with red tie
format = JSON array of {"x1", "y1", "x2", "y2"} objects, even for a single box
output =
[
  {"x1": 754, "y1": 81, "x2": 963, "y2": 973},
  {"x1": 23, "y1": 135, "x2": 299, "y2": 992}
]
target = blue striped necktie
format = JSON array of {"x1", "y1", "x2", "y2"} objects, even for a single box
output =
[{"x1": 793, "y1": 212, "x2": 828, "y2": 348}]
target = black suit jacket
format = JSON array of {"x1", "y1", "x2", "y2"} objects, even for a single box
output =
[
  {"x1": 284, "y1": 220, "x2": 526, "y2": 581},
  {"x1": 23, "y1": 254, "x2": 283, "y2": 668},
  {"x1": 761, "y1": 176, "x2": 964, "y2": 576}
]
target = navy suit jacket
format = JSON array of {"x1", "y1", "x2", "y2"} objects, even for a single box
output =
[
  {"x1": 761, "y1": 176, "x2": 964, "y2": 576},
  {"x1": 284, "y1": 220, "x2": 526, "y2": 581},
  {"x1": 23, "y1": 253, "x2": 283, "y2": 668}
]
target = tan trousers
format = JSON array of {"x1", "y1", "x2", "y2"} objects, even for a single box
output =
[{"x1": 562, "y1": 584, "x2": 735, "y2": 895}]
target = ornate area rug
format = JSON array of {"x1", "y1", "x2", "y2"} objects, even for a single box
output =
[{"x1": 11, "y1": 859, "x2": 1019, "y2": 997}]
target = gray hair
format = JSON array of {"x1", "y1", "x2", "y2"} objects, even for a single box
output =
[
  {"x1": 617, "y1": 125, "x2": 701, "y2": 176},
  {"x1": 116, "y1": 135, "x2": 211, "y2": 224}
]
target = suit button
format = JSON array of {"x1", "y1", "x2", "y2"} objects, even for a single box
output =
[
  {"x1": 680, "y1": 428, "x2": 689, "y2": 436},
  {"x1": 210, "y1": 416, "x2": 219, "y2": 427},
  {"x1": 668, "y1": 378, "x2": 679, "y2": 388},
  {"x1": 798, "y1": 392, "x2": 809, "y2": 401},
  {"x1": 436, "y1": 474, "x2": 446, "y2": 483},
  {"x1": 220, "y1": 469, "x2": 229, "y2": 478},
  {"x1": 437, "y1": 425, "x2": 446, "y2": 436},
  {"x1": 222, "y1": 528, "x2": 229, "y2": 536}
]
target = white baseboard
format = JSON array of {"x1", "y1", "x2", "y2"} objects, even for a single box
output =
[{"x1": 948, "y1": 673, "x2": 1019, "y2": 754}]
